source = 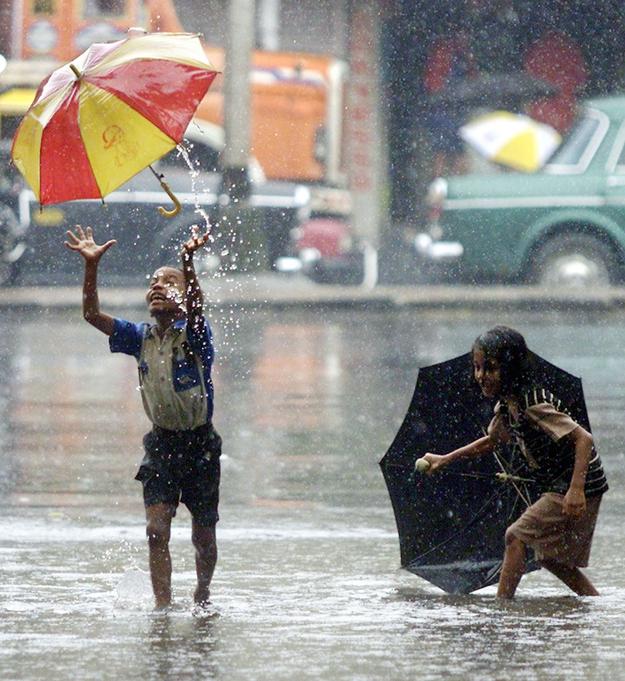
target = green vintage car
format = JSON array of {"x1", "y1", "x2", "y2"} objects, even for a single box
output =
[{"x1": 419, "y1": 96, "x2": 625, "y2": 286}]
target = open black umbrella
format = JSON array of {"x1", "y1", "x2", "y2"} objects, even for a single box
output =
[{"x1": 379, "y1": 351, "x2": 591, "y2": 594}]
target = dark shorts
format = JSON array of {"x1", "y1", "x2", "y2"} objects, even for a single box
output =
[{"x1": 136, "y1": 423, "x2": 222, "y2": 526}]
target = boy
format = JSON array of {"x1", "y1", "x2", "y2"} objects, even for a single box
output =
[{"x1": 65, "y1": 225, "x2": 221, "y2": 610}]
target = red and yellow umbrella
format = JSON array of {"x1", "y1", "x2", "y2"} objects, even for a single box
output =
[{"x1": 11, "y1": 31, "x2": 219, "y2": 216}]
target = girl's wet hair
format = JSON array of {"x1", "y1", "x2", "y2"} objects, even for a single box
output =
[{"x1": 472, "y1": 325, "x2": 534, "y2": 396}]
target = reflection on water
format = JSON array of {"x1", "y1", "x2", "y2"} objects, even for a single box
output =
[
  {"x1": 0, "y1": 306, "x2": 624, "y2": 680},
  {"x1": 144, "y1": 613, "x2": 219, "y2": 681}
]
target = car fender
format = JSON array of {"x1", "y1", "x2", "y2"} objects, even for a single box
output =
[{"x1": 518, "y1": 208, "x2": 625, "y2": 273}]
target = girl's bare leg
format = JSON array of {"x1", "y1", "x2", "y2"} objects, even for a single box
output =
[
  {"x1": 146, "y1": 503, "x2": 175, "y2": 609},
  {"x1": 497, "y1": 533, "x2": 526, "y2": 599},
  {"x1": 540, "y1": 559, "x2": 599, "y2": 596}
]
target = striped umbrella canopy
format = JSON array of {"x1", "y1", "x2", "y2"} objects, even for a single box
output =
[
  {"x1": 11, "y1": 31, "x2": 218, "y2": 213},
  {"x1": 459, "y1": 110, "x2": 561, "y2": 173}
]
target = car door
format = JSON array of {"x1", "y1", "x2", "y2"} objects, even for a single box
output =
[{"x1": 604, "y1": 119, "x2": 625, "y2": 234}]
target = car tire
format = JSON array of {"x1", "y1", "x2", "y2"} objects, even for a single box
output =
[{"x1": 528, "y1": 232, "x2": 621, "y2": 287}]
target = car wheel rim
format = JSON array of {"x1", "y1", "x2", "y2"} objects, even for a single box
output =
[{"x1": 540, "y1": 254, "x2": 610, "y2": 287}]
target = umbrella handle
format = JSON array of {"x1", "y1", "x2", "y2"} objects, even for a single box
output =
[{"x1": 157, "y1": 177, "x2": 182, "y2": 218}]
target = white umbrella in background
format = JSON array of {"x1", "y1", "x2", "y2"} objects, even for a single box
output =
[{"x1": 459, "y1": 110, "x2": 561, "y2": 173}]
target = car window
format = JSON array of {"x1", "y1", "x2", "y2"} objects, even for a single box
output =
[
  {"x1": 548, "y1": 115, "x2": 600, "y2": 166},
  {"x1": 613, "y1": 129, "x2": 625, "y2": 172},
  {"x1": 83, "y1": 0, "x2": 126, "y2": 17}
]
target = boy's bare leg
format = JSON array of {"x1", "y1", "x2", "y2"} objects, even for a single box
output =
[
  {"x1": 540, "y1": 559, "x2": 599, "y2": 596},
  {"x1": 192, "y1": 521, "x2": 217, "y2": 605},
  {"x1": 146, "y1": 503, "x2": 175, "y2": 608},
  {"x1": 497, "y1": 533, "x2": 526, "y2": 599}
]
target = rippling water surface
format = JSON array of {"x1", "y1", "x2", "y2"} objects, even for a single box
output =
[{"x1": 1, "y1": 304, "x2": 624, "y2": 681}]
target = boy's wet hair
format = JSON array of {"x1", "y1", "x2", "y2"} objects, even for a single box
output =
[
  {"x1": 472, "y1": 325, "x2": 534, "y2": 396},
  {"x1": 148, "y1": 265, "x2": 185, "y2": 282}
]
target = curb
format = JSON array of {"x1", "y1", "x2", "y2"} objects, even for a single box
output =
[{"x1": 3, "y1": 283, "x2": 625, "y2": 312}]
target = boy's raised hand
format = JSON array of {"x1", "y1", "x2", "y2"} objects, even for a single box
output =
[
  {"x1": 181, "y1": 225, "x2": 210, "y2": 258},
  {"x1": 64, "y1": 225, "x2": 116, "y2": 262}
]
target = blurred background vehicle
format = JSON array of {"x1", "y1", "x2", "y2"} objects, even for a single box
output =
[
  {"x1": 274, "y1": 183, "x2": 367, "y2": 285},
  {"x1": 0, "y1": 68, "x2": 310, "y2": 285},
  {"x1": 0, "y1": 0, "x2": 353, "y2": 285},
  {"x1": 5, "y1": 1, "x2": 625, "y2": 287},
  {"x1": 0, "y1": 151, "x2": 27, "y2": 286},
  {"x1": 11, "y1": 0, "x2": 350, "y2": 201},
  {"x1": 415, "y1": 96, "x2": 625, "y2": 287},
  {"x1": 0, "y1": 79, "x2": 33, "y2": 285},
  {"x1": 281, "y1": 215, "x2": 364, "y2": 285},
  {"x1": 16, "y1": 120, "x2": 310, "y2": 285}
]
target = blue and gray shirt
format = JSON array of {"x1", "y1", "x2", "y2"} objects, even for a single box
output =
[{"x1": 109, "y1": 316, "x2": 214, "y2": 431}]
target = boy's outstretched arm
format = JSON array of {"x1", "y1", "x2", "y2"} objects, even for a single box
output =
[
  {"x1": 181, "y1": 226, "x2": 210, "y2": 331},
  {"x1": 64, "y1": 226, "x2": 117, "y2": 336},
  {"x1": 422, "y1": 435, "x2": 495, "y2": 474}
]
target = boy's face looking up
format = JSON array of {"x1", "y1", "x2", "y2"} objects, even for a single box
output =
[{"x1": 146, "y1": 266, "x2": 186, "y2": 317}]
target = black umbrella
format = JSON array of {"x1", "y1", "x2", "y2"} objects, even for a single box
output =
[
  {"x1": 427, "y1": 72, "x2": 559, "y2": 111},
  {"x1": 379, "y1": 351, "x2": 591, "y2": 594}
]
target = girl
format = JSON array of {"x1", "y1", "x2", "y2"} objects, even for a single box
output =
[{"x1": 422, "y1": 326, "x2": 608, "y2": 599}]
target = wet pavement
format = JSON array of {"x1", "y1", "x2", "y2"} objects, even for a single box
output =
[{"x1": 1, "y1": 302, "x2": 625, "y2": 681}]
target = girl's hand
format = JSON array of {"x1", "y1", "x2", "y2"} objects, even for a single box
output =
[
  {"x1": 562, "y1": 486, "x2": 586, "y2": 517},
  {"x1": 64, "y1": 225, "x2": 116, "y2": 262},
  {"x1": 181, "y1": 225, "x2": 210, "y2": 259},
  {"x1": 421, "y1": 453, "x2": 448, "y2": 474}
]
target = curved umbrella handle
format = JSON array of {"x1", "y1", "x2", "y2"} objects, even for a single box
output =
[{"x1": 157, "y1": 178, "x2": 182, "y2": 218}]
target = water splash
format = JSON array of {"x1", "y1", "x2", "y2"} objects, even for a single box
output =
[
  {"x1": 176, "y1": 143, "x2": 213, "y2": 237},
  {"x1": 115, "y1": 569, "x2": 153, "y2": 607}
]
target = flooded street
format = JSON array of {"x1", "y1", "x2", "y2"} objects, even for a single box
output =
[{"x1": 1, "y1": 302, "x2": 624, "y2": 681}]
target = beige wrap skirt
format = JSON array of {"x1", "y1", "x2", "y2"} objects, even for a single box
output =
[{"x1": 507, "y1": 492, "x2": 602, "y2": 567}]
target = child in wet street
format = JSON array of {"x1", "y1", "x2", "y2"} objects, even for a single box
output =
[
  {"x1": 65, "y1": 225, "x2": 221, "y2": 610},
  {"x1": 421, "y1": 326, "x2": 608, "y2": 599}
]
